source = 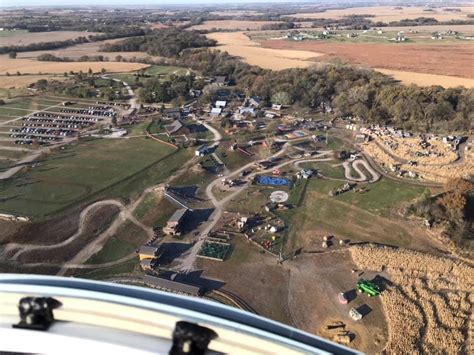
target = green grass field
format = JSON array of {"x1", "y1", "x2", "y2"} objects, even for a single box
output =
[
  {"x1": 144, "y1": 65, "x2": 188, "y2": 76},
  {"x1": 0, "y1": 137, "x2": 178, "y2": 216},
  {"x1": 278, "y1": 177, "x2": 429, "y2": 251}
]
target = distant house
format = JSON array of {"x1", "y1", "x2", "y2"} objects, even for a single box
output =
[
  {"x1": 163, "y1": 208, "x2": 188, "y2": 236},
  {"x1": 249, "y1": 96, "x2": 262, "y2": 108},
  {"x1": 210, "y1": 107, "x2": 222, "y2": 117},
  {"x1": 188, "y1": 89, "x2": 202, "y2": 98},
  {"x1": 239, "y1": 107, "x2": 256, "y2": 117},
  {"x1": 271, "y1": 103, "x2": 282, "y2": 110},
  {"x1": 163, "y1": 108, "x2": 182, "y2": 120},
  {"x1": 195, "y1": 145, "x2": 211, "y2": 157},
  {"x1": 138, "y1": 245, "x2": 160, "y2": 261},
  {"x1": 215, "y1": 88, "x2": 231, "y2": 99},
  {"x1": 214, "y1": 76, "x2": 229, "y2": 86},
  {"x1": 215, "y1": 100, "x2": 227, "y2": 108}
]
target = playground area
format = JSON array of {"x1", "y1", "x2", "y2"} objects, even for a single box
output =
[{"x1": 255, "y1": 175, "x2": 292, "y2": 187}]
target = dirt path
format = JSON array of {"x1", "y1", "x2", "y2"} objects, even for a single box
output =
[
  {"x1": 342, "y1": 159, "x2": 380, "y2": 183},
  {"x1": 176, "y1": 149, "x2": 336, "y2": 272}
]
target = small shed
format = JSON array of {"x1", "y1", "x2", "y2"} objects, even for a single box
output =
[{"x1": 138, "y1": 246, "x2": 160, "y2": 261}]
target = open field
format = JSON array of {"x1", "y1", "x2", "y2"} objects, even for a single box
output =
[
  {"x1": 286, "y1": 6, "x2": 474, "y2": 22},
  {"x1": 189, "y1": 20, "x2": 283, "y2": 31},
  {"x1": 279, "y1": 177, "x2": 439, "y2": 253},
  {"x1": 207, "y1": 32, "x2": 321, "y2": 70},
  {"x1": 0, "y1": 75, "x2": 66, "y2": 89},
  {"x1": 0, "y1": 30, "x2": 99, "y2": 46},
  {"x1": 0, "y1": 56, "x2": 149, "y2": 75},
  {"x1": 375, "y1": 69, "x2": 474, "y2": 88},
  {"x1": 17, "y1": 39, "x2": 163, "y2": 61},
  {"x1": 350, "y1": 245, "x2": 472, "y2": 353},
  {"x1": 259, "y1": 40, "x2": 474, "y2": 79},
  {"x1": 0, "y1": 137, "x2": 175, "y2": 216},
  {"x1": 209, "y1": 10, "x2": 265, "y2": 16}
]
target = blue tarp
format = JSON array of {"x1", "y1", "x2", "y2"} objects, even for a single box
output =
[{"x1": 256, "y1": 175, "x2": 291, "y2": 187}]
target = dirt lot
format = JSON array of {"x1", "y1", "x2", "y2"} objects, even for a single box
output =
[
  {"x1": 259, "y1": 40, "x2": 474, "y2": 79},
  {"x1": 0, "y1": 56, "x2": 149, "y2": 74},
  {"x1": 286, "y1": 5, "x2": 474, "y2": 22},
  {"x1": 190, "y1": 20, "x2": 284, "y2": 31},
  {"x1": 207, "y1": 32, "x2": 321, "y2": 70},
  {"x1": 0, "y1": 30, "x2": 99, "y2": 46},
  {"x1": 350, "y1": 245, "x2": 472, "y2": 354},
  {"x1": 197, "y1": 237, "x2": 388, "y2": 352}
]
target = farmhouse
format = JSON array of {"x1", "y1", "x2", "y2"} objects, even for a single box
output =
[
  {"x1": 138, "y1": 245, "x2": 160, "y2": 261},
  {"x1": 163, "y1": 208, "x2": 188, "y2": 236}
]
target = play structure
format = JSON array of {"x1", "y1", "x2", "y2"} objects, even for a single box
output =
[
  {"x1": 356, "y1": 279, "x2": 381, "y2": 297},
  {"x1": 255, "y1": 175, "x2": 291, "y2": 187}
]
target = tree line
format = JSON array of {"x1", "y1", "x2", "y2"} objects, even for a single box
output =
[
  {"x1": 0, "y1": 28, "x2": 146, "y2": 55},
  {"x1": 100, "y1": 28, "x2": 216, "y2": 57}
]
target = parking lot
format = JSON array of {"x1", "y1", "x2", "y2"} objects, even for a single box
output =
[{"x1": 0, "y1": 95, "x2": 120, "y2": 173}]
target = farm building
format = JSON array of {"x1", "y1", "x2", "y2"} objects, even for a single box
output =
[
  {"x1": 140, "y1": 258, "x2": 158, "y2": 271},
  {"x1": 138, "y1": 246, "x2": 160, "y2": 261},
  {"x1": 214, "y1": 76, "x2": 229, "y2": 86},
  {"x1": 163, "y1": 108, "x2": 182, "y2": 120},
  {"x1": 163, "y1": 208, "x2": 188, "y2": 236},
  {"x1": 210, "y1": 107, "x2": 223, "y2": 117},
  {"x1": 144, "y1": 274, "x2": 203, "y2": 296},
  {"x1": 195, "y1": 145, "x2": 211, "y2": 157},
  {"x1": 164, "y1": 120, "x2": 183, "y2": 135},
  {"x1": 215, "y1": 100, "x2": 227, "y2": 108}
]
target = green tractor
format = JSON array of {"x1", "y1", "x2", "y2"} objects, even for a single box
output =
[{"x1": 356, "y1": 279, "x2": 380, "y2": 297}]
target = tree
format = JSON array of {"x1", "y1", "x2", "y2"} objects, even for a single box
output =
[
  {"x1": 271, "y1": 91, "x2": 292, "y2": 105},
  {"x1": 8, "y1": 51, "x2": 17, "y2": 59},
  {"x1": 16, "y1": 71, "x2": 21, "y2": 76}
]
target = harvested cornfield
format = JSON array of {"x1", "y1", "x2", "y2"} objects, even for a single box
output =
[{"x1": 350, "y1": 245, "x2": 472, "y2": 354}]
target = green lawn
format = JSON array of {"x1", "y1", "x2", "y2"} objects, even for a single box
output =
[
  {"x1": 278, "y1": 177, "x2": 429, "y2": 251},
  {"x1": 144, "y1": 65, "x2": 188, "y2": 76},
  {"x1": 0, "y1": 137, "x2": 177, "y2": 216},
  {"x1": 73, "y1": 260, "x2": 136, "y2": 280},
  {"x1": 85, "y1": 238, "x2": 136, "y2": 265}
]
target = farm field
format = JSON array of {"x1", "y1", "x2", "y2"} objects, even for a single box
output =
[
  {"x1": 350, "y1": 245, "x2": 472, "y2": 354},
  {"x1": 16, "y1": 39, "x2": 164, "y2": 61},
  {"x1": 0, "y1": 137, "x2": 176, "y2": 216},
  {"x1": 0, "y1": 56, "x2": 149, "y2": 75},
  {"x1": 189, "y1": 20, "x2": 283, "y2": 31},
  {"x1": 375, "y1": 68, "x2": 474, "y2": 88},
  {"x1": 285, "y1": 5, "x2": 474, "y2": 22},
  {"x1": 0, "y1": 30, "x2": 99, "y2": 46},
  {"x1": 259, "y1": 40, "x2": 474, "y2": 79},
  {"x1": 207, "y1": 32, "x2": 321, "y2": 70},
  {"x1": 0, "y1": 75, "x2": 66, "y2": 89}
]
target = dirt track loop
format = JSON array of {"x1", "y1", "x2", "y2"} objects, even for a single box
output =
[{"x1": 343, "y1": 159, "x2": 380, "y2": 183}]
